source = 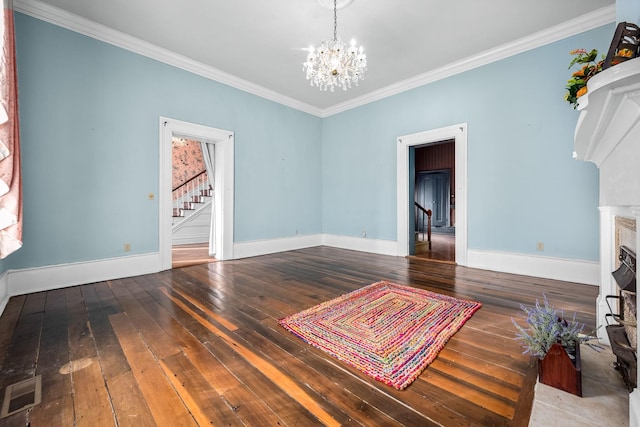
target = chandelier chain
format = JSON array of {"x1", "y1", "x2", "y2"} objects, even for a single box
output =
[{"x1": 333, "y1": 0, "x2": 338, "y2": 41}]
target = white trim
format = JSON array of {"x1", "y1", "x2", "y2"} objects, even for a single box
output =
[
  {"x1": 14, "y1": 0, "x2": 614, "y2": 118},
  {"x1": 0, "y1": 237, "x2": 603, "y2": 318},
  {"x1": 321, "y1": 234, "x2": 398, "y2": 257},
  {"x1": 632, "y1": 207, "x2": 640, "y2": 410},
  {"x1": 233, "y1": 234, "x2": 323, "y2": 259},
  {"x1": 0, "y1": 270, "x2": 8, "y2": 317},
  {"x1": 467, "y1": 249, "x2": 599, "y2": 286},
  {"x1": 630, "y1": 390, "x2": 640, "y2": 427},
  {"x1": 6, "y1": 253, "x2": 160, "y2": 297},
  {"x1": 172, "y1": 236, "x2": 209, "y2": 246},
  {"x1": 596, "y1": 206, "x2": 623, "y2": 345},
  {"x1": 13, "y1": 0, "x2": 322, "y2": 117},
  {"x1": 321, "y1": 5, "x2": 616, "y2": 117},
  {"x1": 171, "y1": 198, "x2": 212, "y2": 234},
  {"x1": 397, "y1": 124, "x2": 468, "y2": 265},
  {"x1": 160, "y1": 118, "x2": 234, "y2": 269}
]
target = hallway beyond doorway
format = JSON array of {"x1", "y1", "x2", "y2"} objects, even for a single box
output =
[
  {"x1": 172, "y1": 243, "x2": 217, "y2": 268},
  {"x1": 412, "y1": 230, "x2": 455, "y2": 263}
]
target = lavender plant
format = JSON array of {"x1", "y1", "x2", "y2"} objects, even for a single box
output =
[{"x1": 512, "y1": 295, "x2": 586, "y2": 359}]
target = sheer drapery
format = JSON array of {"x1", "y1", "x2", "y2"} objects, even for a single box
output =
[
  {"x1": 0, "y1": 0, "x2": 22, "y2": 258},
  {"x1": 200, "y1": 142, "x2": 215, "y2": 256}
]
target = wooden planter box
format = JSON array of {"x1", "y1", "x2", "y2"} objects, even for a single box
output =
[{"x1": 537, "y1": 342, "x2": 582, "y2": 396}]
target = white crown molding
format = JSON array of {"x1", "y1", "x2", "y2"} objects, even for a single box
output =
[
  {"x1": 14, "y1": 1, "x2": 614, "y2": 118},
  {"x1": 320, "y1": 5, "x2": 616, "y2": 117},
  {"x1": 13, "y1": 0, "x2": 323, "y2": 117}
]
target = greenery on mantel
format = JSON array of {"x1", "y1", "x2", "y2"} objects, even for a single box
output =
[{"x1": 565, "y1": 49, "x2": 604, "y2": 109}]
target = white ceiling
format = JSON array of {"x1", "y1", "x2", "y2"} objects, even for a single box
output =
[{"x1": 25, "y1": 0, "x2": 615, "y2": 114}]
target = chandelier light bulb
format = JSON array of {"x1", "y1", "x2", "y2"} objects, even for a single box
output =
[{"x1": 303, "y1": 0, "x2": 367, "y2": 92}]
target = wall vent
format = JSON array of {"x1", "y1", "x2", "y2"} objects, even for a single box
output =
[{"x1": 0, "y1": 375, "x2": 42, "y2": 419}]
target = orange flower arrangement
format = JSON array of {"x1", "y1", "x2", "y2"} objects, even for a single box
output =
[{"x1": 565, "y1": 49, "x2": 603, "y2": 108}]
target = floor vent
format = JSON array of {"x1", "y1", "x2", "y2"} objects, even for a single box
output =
[{"x1": 0, "y1": 375, "x2": 42, "y2": 419}]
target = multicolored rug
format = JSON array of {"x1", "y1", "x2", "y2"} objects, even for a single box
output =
[{"x1": 279, "y1": 280, "x2": 482, "y2": 390}]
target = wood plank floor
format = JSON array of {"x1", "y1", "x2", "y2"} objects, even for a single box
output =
[
  {"x1": 413, "y1": 233, "x2": 455, "y2": 263},
  {"x1": 0, "y1": 247, "x2": 598, "y2": 426},
  {"x1": 172, "y1": 243, "x2": 217, "y2": 269}
]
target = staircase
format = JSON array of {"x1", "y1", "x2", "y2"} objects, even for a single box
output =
[
  {"x1": 172, "y1": 188, "x2": 213, "y2": 222},
  {"x1": 172, "y1": 171, "x2": 213, "y2": 244}
]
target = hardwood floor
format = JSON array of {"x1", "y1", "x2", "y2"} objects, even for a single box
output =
[
  {"x1": 0, "y1": 247, "x2": 598, "y2": 426},
  {"x1": 413, "y1": 233, "x2": 455, "y2": 263},
  {"x1": 172, "y1": 243, "x2": 217, "y2": 269}
]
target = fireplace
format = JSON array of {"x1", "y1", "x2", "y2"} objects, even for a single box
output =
[
  {"x1": 573, "y1": 54, "x2": 640, "y2": 423},
  {"x1": 606, "y1": 242, "x2": 637, "y2": 390}
]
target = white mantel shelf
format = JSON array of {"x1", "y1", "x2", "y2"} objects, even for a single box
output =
[
  {"x1": 573, "y1": 55, "x2": 640, "y2": 427},
  {"x1": 574, "y1": 57, "x2": 640, "y2": 167}
]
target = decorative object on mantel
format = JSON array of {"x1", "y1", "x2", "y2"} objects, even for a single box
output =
[
  {"x1": 303, "y1": 0, "x2": 367, "y2": 92},
  {"x1": 603, "y1": 22, "x2": 640, "y2": 70},
  {"x1": 565, "y1": 49, "x2": 604, "y2": 108},
  {"x1": 512, "y1": 296, "x2": 595, "y2": 396}
]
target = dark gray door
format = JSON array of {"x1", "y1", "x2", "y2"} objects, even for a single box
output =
[{"x1": 416, "y1": 171, "x2": 450, "y2": 227}]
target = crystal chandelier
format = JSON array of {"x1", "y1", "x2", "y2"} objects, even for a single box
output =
[{"x1": 303, "y1": 0, "x2": 367, "y2": 92}]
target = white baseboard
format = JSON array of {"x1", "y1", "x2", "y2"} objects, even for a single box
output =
[
  {"x1": 467, "y1": 249, "x2": 599, "y2": 286},
  {"x1": 0, "y1": 270, "x2": 8, "y2": 317},
  {"x1": 6, "y1": 252, "x2": 162, "y2": 298},
  {"x1": 322, "y1": 234, "x2": 399, "y2": 256},
  {"x1": 0, "y1": 239, "x2": 601, "y2": 318},
  {"x1": 233, "y1": 234, "x2": 323, "y2": 259}
]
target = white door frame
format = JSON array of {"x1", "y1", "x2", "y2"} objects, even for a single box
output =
[
  {"x1": 396, "y1": 123, "x2": 468, "y2": 265},
  {"x1": 159, "y1": 117, "x2": 234, "y2": 270}
]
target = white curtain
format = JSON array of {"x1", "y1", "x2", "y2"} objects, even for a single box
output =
[
  {"x1": 0, "y1": 0, "x2": 22, "y2": 258},
  {"x1": 200, "y1": 142, "x2": 215, "y2": 256}
]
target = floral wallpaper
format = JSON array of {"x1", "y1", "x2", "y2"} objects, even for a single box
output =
[{"x1": 172, "y1": 138, "x2": 206, "y2": 190}]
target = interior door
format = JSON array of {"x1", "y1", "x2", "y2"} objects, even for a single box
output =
[{"x1": 416, "y1": 171, "x2": 450, "y2": 227}]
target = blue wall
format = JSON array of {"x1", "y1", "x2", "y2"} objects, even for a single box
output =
[
  {"x1": 8, "y1": 13, "x2": 322, "y2": 269},
  {"x1": 617, "y1": 0, "x2": 640, "y2": 24},
  {"x1": 322, "y1": 25, "x2": 613, "y2": 260},
  {"x1": 6, "y1": 13, "x2": 612, "y2": 271}
]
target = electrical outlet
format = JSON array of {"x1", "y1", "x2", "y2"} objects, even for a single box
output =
[
  {"x1": 124, "y1": 243, "x2": 131, "y2": 252},
  {"x1": 536, "y1": 242, "x2": 544, "y2": 251},
  {"x1": 362, "y1": 231, "x2": 367, "y2": 238}
]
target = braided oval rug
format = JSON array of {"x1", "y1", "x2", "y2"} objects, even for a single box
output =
[{"x1": 279, "y1": 280, "x2": 482, "y2": 390}]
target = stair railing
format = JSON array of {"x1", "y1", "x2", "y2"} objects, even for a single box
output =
[
  {"x1": 414, "y1": 201, "x2": 432, "y2": 249},
  {"x1": 173, "y1": 170, "x2": 211, "y2": 217}
]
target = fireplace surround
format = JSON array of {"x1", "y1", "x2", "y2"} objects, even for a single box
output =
[
  {"x1": 606, "y1": 241, "x2": 636, "y2": 390},
  {"x1": 574, "y1": 55, "x2": 640, "y2": 424}
]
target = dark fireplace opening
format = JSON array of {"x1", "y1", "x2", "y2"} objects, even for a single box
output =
[{"x1": 606, "y1": 245, "x2": 637, "y2": 391}]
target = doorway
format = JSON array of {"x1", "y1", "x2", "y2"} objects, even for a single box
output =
[
  {"x1": 396, "y1": 124, "x2": 467, "y2": 266},
  {"x1": 414, "y1": 168, "x2": 454, "y2": 262},
  {"x1": 159, "y1": 117, "x2": 235, "y2": 271},
  {"x1": 170, "y1": 137, "x2": 217, "y2": 268}
]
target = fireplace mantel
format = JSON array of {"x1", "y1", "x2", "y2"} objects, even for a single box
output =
[
  {"x1": 574, "y1": 57, "x2": 640, "y2": 168},
  {"x1": 573, "y1": 56, "x2": 640, "y2": 426}
]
